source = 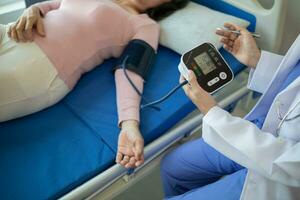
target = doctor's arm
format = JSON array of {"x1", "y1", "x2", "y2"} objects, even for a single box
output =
[
  {"x1": 216, "y1": 23, "x2": 284, "y2": 94},
  {"x1": 8, "y1": 0, "x2": 61, "y2": 42},
  {"x1": 182, "y1": 71, "x2": 300, "y2": 187},
  {"x1": 202, "y1": 107, "x2": 300, "y2": 187}
]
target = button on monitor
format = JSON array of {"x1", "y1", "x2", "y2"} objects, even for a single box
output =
[
  {"x1": 207, "y1": 77, "x2": 220, "y2": 86},
  {"x1": 219, "y1": 72, "x2": 227, "y2": 80}
]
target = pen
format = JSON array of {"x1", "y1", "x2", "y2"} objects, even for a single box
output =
[{"x1": 217, "y1": 27, "x2": 261, "y2": 39}]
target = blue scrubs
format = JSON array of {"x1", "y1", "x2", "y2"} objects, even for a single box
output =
[{"x1": 161, "y1": 60, "x2": 300, "y2": 200}]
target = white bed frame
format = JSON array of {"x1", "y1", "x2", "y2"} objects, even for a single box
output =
[
  {"x1": 60, "y1": 1, "x2": 287, "y2": 199},
  {"x1": 225, "y1": 0, "x2": 287, "y2": 52}
]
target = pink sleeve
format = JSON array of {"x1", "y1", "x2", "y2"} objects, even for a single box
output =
[
  {"x1": 35, "y1": 0, "x2": 61, "y2": 16},
  {"x1": 132, "y1": 22, "x2": 160, "y2": 51},
  {"x1": 115, "y1": 19, "x2": 160, "y2": 126},
  {"x1": 115, "y1": 69, "x2": 144, "y2": 126}
]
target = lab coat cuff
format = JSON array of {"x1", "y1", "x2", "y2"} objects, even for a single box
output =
[
  {"x1": 203, "y1": 106, "x2": 225, "y2": 124},
  {"x1": 247, "y1": 51, "x2": 283, "y2": 93}
]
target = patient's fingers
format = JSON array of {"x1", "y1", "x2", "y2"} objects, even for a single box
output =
[
  {"x1": 125, "y1": 157, "x2": 136, "y2": 168},
  {"x1": 120, "y1": 155, "x2": 130, "y2": 166},
  {"x1": 36, "y1": 18, "x2": 45, "y2": 37},
  {"x1": 16, "y1": 17, "x2": 26, "y2": 42},
  {"x1": 7, "y1": 25, "x2": 12, "y2": 38},
  {"x1": 133, "y1": 139, "x2": 144, "y2": 161},
  {"x1": 11, "y1": 25, "x2": 19, "y2": 42},
  {"x1": 116, "y1": 152, "x2": 123, "y2": 163},
  {"x1": 135, "y1": 154, "x2": 144, "y2": 167},
  {"x1": 25, "y1": 18, "x2": 34, "y2": 41}
]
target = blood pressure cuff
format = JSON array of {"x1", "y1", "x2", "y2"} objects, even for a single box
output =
[{"x1": 113, "y1": 39, "x2": 156, "y2": 81}]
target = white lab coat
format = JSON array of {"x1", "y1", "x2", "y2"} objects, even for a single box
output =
[{"x1": 202, "y1": 34, "x2": 300, "y2": 200}]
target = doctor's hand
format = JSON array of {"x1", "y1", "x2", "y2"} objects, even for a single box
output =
[
  {"x1": 116, "y1": 120, "x2": 144, "y2": 168},
  {"x1": 8, "y1": 5, "x2": 45, "y2": 42},
  {"x1": 181, "y1": 71, "x2": 217, "y2": 115},
  {"x1": 216, "y1": 23, "x2": 261, "y2": 69}
]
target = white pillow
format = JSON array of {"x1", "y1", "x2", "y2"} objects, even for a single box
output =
[{"x1": 158, "y1": 2, "x2": 250, "y2": 54}]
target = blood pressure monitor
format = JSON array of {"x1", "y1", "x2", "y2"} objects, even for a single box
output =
[{"x1": 179, "y1": 43, "x2": 233, "y2": 93}]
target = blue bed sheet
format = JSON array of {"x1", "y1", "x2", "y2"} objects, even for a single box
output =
[
  {"x1": 0, "y1": 0, "x2": 255, "y2": 199},
  {"x1": 0, "y1": 47, "x2": 246, "y2": 200}
]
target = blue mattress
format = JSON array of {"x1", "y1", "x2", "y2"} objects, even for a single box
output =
[{"x1": 0, "y1": 1, "x2": 255, "y2": 199}]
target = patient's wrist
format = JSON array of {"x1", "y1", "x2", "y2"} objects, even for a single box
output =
[
  {"x1": 247, "y1": 48, "x2": 261, "y2": 69},
  {"x1": 121, "y1": 120, "x2": 139, "y2": 129}
]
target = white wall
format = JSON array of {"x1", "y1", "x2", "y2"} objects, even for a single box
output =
[
  {"x1": 279, "y1": 0, "x2": 300, "y2": 54},
  {"x1": 0, "y1": 0, "x2": 25, "y2": 24},
  {"x1": 259, "y1": 0, "x2": 300, "y2": 53}
]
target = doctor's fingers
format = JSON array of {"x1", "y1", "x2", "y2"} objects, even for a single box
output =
[
  {"x1": 224, "y1": 22, "x2": 237, "y2": 31},
  {"x1": 220, "y1": 37, "x2": 234, "y2": 47},
  {"x1": 215, "y1": 29, "x2": 238, "y2": 41},
  {"x1": 179, "y1": 75, "x2": 186, "y2": 84},
  {"x1": 180, "y1": 76, "x2": 191, "y2": 92},
  {"x1": 225, "y1": 23, "x2": 249, "y2": 35},
  {"x1": 223, "y1": 44, "x2": 233, "y2": 53},
  {"x1": 187, "y1": 70, "x2": 201, "y2": 88}
]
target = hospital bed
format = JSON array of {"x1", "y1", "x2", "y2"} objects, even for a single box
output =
[{"x1": 0, "y1": 0, "x2": 286, "y2": 199}]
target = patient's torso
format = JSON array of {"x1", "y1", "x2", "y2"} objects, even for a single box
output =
[{"x1": 34, "y1": 0, "x2": 156, "y2": 88}]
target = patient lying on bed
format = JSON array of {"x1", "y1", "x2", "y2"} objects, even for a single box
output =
[{"x1": 0, "y1": 0, "x2": 188, "y2": 168}]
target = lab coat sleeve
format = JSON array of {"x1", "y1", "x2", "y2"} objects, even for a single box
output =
[
  {"x1": 202, "y1": 106, "x2": 300, "y2": 187},
  {"x1": 35, "y1": 0, "x2": 61, "y2": 16},
  {"x1": 247, "y1": 51, "x2": 284, "y2": 94}
]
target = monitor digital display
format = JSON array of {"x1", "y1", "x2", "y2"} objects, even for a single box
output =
[{"x1": 194, "y1": 52, "x2": 217, "y2": 75}]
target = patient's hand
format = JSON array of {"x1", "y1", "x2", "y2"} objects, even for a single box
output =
[
  {"x1": 116, "y1": 120, "x2": 144, "y2": 168},
  {"x1": 8, "y1": 5, "x2": 45, "y2": 42},
  {"x1": 216, "y1": 23, "x2": 261, "y2": 69}
]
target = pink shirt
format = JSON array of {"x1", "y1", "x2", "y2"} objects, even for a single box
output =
[{"x1": 35, "y1": 0, "x2": 160, "y2": 125}]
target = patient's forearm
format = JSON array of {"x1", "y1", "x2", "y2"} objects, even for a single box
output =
[
  {"x1": 115, "y1": 69, "x2": 143, "y2": 127},
  {"x1": 35, "y1": 0, "x2": 61, "y2": 16}
]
